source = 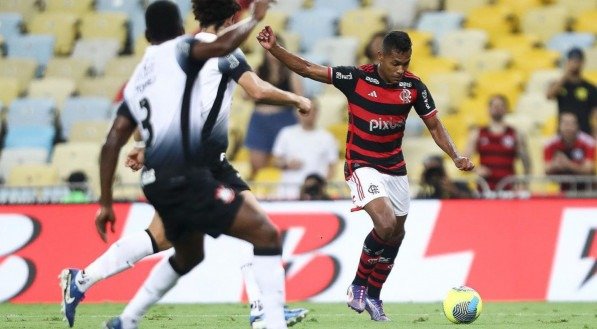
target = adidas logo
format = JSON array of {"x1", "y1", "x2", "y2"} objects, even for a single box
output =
[{"x1": 368, "y1": 91, "x2": 378, "y2": 98}]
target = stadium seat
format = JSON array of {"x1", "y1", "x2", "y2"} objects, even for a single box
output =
[
  {"x1": 401, "y1": 136, "x2": 439, "y2": 183},
  {"x1": 511, "y1": 48, "x2": 560, "y2": 76},
  {"x1": 583, "y1": 70, "x2": 597, "y2": 85},
  {"x1": 28, "y1": 12, "x2": 78, "y2": 55},
  {"x1": 0, "y1": 0, "x2": 39, "y2": 25},
  {"x1": 133, "y1": 34, "x2": 150, "y2": 57},
  {"x1": 408, "y1": 56, "x2": 458, "y2": 82},
  {"x1": 465, "y1": 4, "x2": 516, "y2": 43},
  {"x1": 114, "y1": 147, "x2": 143, "y2": 200},
  {"x1": 425, "y1": 72, "x2": 475, "y2": 112},
  {"x1": 309, "y1": 36, "x2": 360, "y2": 66},
  {"x1": 573, "y1": 10, "x2": 597, "y2": 34},
  {"x1": 78, "y1": 76, "x2": 127, "y2": 99},
  {"x1": 553, "y1": 0, "x2": 597, "y2": 18},
  {"x1": 458, "y1": 96, "x2": 490, "y2": 127},
  {"x1": 270, "y1": 0, "x2": 305, "y2": 15},
  {"x1": 0, "y1": 147, "x2": 50, "y2": 182},
  {"x1": 0, "y1": 57, "x2": 37, "y2": 93},
  {"x1": 251, "y1": 166, "x2": 283, "y2": 199},
  {"x1": 445, "y1": 0, "x2": 493, "y2": 15},
  {"x1": 288, "y1": 8, "x2": 339, "y2": 52},
  {"x1": 312, "y1": 0, "x2": 360, "y2": 15},
  {"x1": 584, "y1": 47, "x2": 597, "y2": 70},
  {"x1": 44, "y1": 58, "x2": 93, "y2": 84},
  {"x1": 546, "y1": 32, "x2": 596, "y2": 57},
  {"x1": 0, "y1": 13, "x2": 23, "y2": 42},
  {"x1": 0, "y1": 77, "x2": 20, "y2": 106},
  {"x1": 404, "y1": 30, "x2": 434, "y2": 58},
  {"x1": 491, "y1": 34, "x2": 541, "y2": 55},
  {"x1": 520, "y1": 5, "x2": 570, "y2": 43},
  {"x1": 315, "y1": 91, "x2": 348, "y2": 129},
  {"x1": 513, "y1": 92, "x2": 558, "y2": 127},
  {"x1": 6, "y1": 164, "x2": 60, "y2": 187},
  {"x1": 326, "y1": 122, "x2": 348, "y2": 158},
  {"x1": 4, "y1": 125, "x2": 56, "y2": 152},
  {"x1": 372, "y1": 0, "x2": 418, "y2": 28},
  {"x1": 437, "y1": 29, "x2": 488, "y2": 65},
  {"x1": 239, "y1": 10, "x2": 289, "y2": 54},
  {"x1": 69, "y1": 121, "x2": 111, "y2": 143},
  {"x1": 525, "y1": 69, "x2": 562, "y2": 94},
  {"x1": 6, "y1": 35, "x2": 56, "y2": 75},
  {"x1": 6, "y1": 98, "x2": 56, "y2": 128},
  {"x1": 104, "y1": 56, "x2": 140, "y2": 79},
  {"x1": 72, "y1": 38, "x2": 121, "y2": 74},
  {"x1": 50, "y1": 142, "x2": 102, "y2": 187},
  {"x1": 43, "y1": 0, "x2": 94, "y2": 15},
  {"x1": 28, "y1": 78, "x2": 77, "y2": 110},
  {"x1": 496, "y1": 0, "x2": 544, "y2": 21},
  {"x1": 80, "y1": 12, "x2": 129, "y2": 52},
  {"x1": 415, "y1": 11, "x2": 464, "y2": 49},
  {"x1": 474, "y1": 70, "x2": 525, "y2": 108},
  {"x1": 339, "y1": 8, "x2": 388, "y2": 54},
  {"x1": 461, "y1": 49, "x2": 512, "y2": 78},
  {"x1": 416, "y1": 0, "x2": 442, "y2": 11},
  {"x1": 96, "y1": 0, "x2": 144, "y2": 15},
  {"x1": 60, "y1": 97, "x2": 112, "y2": 140}
]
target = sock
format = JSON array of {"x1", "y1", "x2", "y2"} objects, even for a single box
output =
[
  {"x1": 76, "y1": 230, "x2": 156, "y2": 292},
  {"x1": 367, "y1": 241, "x2": 401, "y2": 299},
  {"x1": 352, "y1": 230, "x2": 386, "y2": 287},
  {"x1": 253, "y1": 251, "x2": 286, "y2": 329},
  {"x1": 120, "y1": 256, "x2": 180, "y2": 328},
  {"x1": 241, "y1": 262, "x2": 263, "y2": 316}
]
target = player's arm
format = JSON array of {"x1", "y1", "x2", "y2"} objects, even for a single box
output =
[
  {"x1": 238, "y1": 71, "x2": 311, "y2": 113},
  {"x1": 190, "y1": 0, "x2": 271, "y2": 60},
  {"x1": 516, "y1": 131, "x2": 532, "y2": 175},
  {"x1": 257, "y1": 26, "x2": 330, "y2": 83},
  {"x1": 423, "y1": 115, "x2": 474, "y2": 171},
  {"x1": 97, "y1": 102, "x2": 137, "y2": 242},
  {"x1": 462, "y1": 128, "x2": 480, "y2": 159}
]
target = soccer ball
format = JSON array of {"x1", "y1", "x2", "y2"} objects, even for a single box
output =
[{"x1": 442, "y1": 286, "x2": 483, "y2": 324}]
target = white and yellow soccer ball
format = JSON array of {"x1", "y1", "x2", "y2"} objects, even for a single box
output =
[{"x1": 442, "y1": 286, "x2": 483, "y2": 324}]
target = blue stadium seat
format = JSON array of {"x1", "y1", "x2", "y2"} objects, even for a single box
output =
[
  {"x1": 0, "y1": 13, "x2": 23, "y2": 42},
  {"x1": 312, "y1": 0, "x2": 360, "y2": 15},
  {"x1": 96, "y1": 0, "x2": 143, "y2": 15},
  {"x1": 6, "y1": 98, "x2": 56, "y2": 128},
  {"x1": 60, "y1": 97, "x2": 112, "y2": 140},
  {"x1": 4, "y1": 125, "x2": 55, "y2": 153},
  {"x1": 288, "y1": 8, "x2": 339, "y2": 53},
  {"x1": 415, "y1": 12, "x2": 464, "y2": 50},
  {"x1": 546, "y1": 32, "x2": 596, "y2": 58},
  {"x1": 6, "y1": 35, "x2": 55, "y2": 75}
]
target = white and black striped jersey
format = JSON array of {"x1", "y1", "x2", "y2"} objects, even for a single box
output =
[{"x1": 119, "y1": 33, "x2": 251, "y2": 171}]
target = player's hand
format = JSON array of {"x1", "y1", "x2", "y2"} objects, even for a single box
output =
[
  {"x1": 453, "y1": 156, "x2": 475, "y2": 171},
  {"x1": 296, "y1": 96, "x2": 312, "y2": 115},
  {"x1": 251, "y1": 0, "x2": 272, "y2": 22},
  {"x1": 95, "y1": 206, "x2": 116, "y2": 243},
  {"x1": 125, "y1": 147, "x2": 145, "y2": 172},
  {"x1": 257, "y1": 26, "x2": 277, "y2": 50}
]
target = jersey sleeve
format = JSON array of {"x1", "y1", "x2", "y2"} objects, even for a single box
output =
[
  {"x1": 116, "y1": 100, "x2": 136, "y2": 124},
  {"x1": 330, "y1": 66, "x2": 358, "y2": 95},
  {"x1": 414, "y1": 80, "x2": 437, "y2": 118},
  {"x1": 218, "y1": 48, "x2": 252, "y2": 82},
  {"x1": 175, "y1": 36, "x2": 206, "y2": 75}
]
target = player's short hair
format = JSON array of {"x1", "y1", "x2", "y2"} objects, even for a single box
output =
[
  {"x1": 382, "y1": 31, "x2": 412, "y2": 54},
  {"x1": 488, "y1": 94, "x2": 509, "y2": 109},
  {"x1": 192, "y1": 0, "x2": 241, "y2": 30},
  {"x1": 145, "y1": 0, "x2": 183, "y2": 43}
]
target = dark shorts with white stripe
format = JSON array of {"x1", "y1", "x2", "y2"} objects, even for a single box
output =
[{"x1": 142, "y1": 160, "x2": 250, "y2": 242}]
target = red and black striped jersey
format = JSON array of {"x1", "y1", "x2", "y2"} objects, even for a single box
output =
[
  {"x1": 328, "y1": 64, "x2": 437, "y2": 178},
  {"x1": 476, "y1": 126, "x2": 518, "y2": 190}
]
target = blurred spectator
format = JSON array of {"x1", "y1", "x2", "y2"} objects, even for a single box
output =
[
  {"x1": 463, "y1": 94, "x2": 531, "y2": 191},
  {"x1": 546, "y1": 47, "x2": 597, "y2": 139},
  {"x1": 416, "y1": 155, "x2": 474, "y2": 199},
  {"x1": 362, "y1": 31, "x2": 386, "y2": 64},
  {"x1": 544, "y1": 112, "x2": 596, "y2": 192},
  {"x1": 272, "y1": 99, "x2": 338, "y2": 199},
  {"x1": 299, "y1": 173, "x2": 331, "y2": 201},
  {"x1": 62, "y1": 171, "x2": 90, "y2": 203},
  {"x1": 244, "y1": 37, "x2": 303, "y2": 178}
]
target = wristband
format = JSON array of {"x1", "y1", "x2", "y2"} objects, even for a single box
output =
[{"x1": 133, "y1": 141, "x2": 146, "y2": 149}]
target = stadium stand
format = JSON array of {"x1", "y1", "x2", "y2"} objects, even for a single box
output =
[
  {"x1": 29, "y1": 12, "x2": 78, "y2": 55},
  {"x1": 59, "y1": 97, "x2": 112, "y2": 141}
]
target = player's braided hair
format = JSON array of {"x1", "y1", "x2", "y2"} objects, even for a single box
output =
[
  {"x1": 382, "y1": 31, "x2": 412, "y2": 54},
  {"x1": 192, "y1": 0, "x2": 241, "y2": 30}
]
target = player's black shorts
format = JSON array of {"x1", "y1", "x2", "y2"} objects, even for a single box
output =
[{"x1": 142, "y1": 162, "x2": 246, "y2": 242}]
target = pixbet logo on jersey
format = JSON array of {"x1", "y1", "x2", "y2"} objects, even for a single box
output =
[{"x1": 369, "y1": 117, "x2": 404, "y2": 131}]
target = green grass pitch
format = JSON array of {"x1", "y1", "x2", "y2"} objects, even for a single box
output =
[{"x1": 1, "y1": 302, "x2": 596, "y2": 328}]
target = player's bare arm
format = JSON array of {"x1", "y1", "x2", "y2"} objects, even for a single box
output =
[
  {"x1": 237, "y1": 71, "x2": 312, "y2": 114},
  {"x1": 257, "y1": 26, "x2": 330, "y2": 83},
  {"x1": 191, "y1": 0, "x2": 271, "y2": 60},
  {"x1": 423, "y1": 115, "x2": 474, "y2": 171},
  {"x1": 97, "y1": 114, "x2": 137, "y2": 242}
]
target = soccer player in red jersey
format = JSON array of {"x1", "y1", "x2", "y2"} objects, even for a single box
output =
[
  {"x1": 257, "y1": 27, "x2": 474, "y2": 321},
  {"x1": 463, "y1": 94, "x2": 531, "y2": 192}
]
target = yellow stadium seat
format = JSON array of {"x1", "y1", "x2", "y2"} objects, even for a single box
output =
[
  {"x1": 437, "y1": 29, "x2": 489, "y2": 65},
  {"x1": 278, "y1": 31, "x2": 302, "y2": 54},
  {"x1": 0, "y1": 58, "x2": 37, "y2": 93},
  {"x1": 43, "y1": 0, "x2": 94, "y2": 14},
  {"x1": 233, "y1": 147, "x2": 250, "y2": 162},
  {"x1": 315, "y1": 91, "x2": 347, "y2": 129},
  {"x1": 513, "y1": 92, "x2": 558, "y2": 127},
  {"x1": 541, "y1": 113, "x2": 557, "y2": 136},
  {"x1": 0, "y1": 77, "x2": 20, "y2": 106},
  {"x1": 0, "y1": 0, "x2": 39, "y2": 25},
  {"x1": 401, "y1": 136, "x2": 439, "y2": 182},
  {"x1": 426, "y1": 72, "x2": 475, "y2": 112},
  {"x1": 511, "y1": 48, "x2": 560, "y2": 76},
  {"x1": 490, "y1": 33, "x2": 541, "y2": 55},
  {"x1": 69, "y1": 121, "x2": 111, "y2": 143},
  {"x1": 585, "y1": 70, "x2": 597, "y2": 85},
  {"x1": 525, "y1": 69, "x2": 562, "y2": 94},
  {"x1": 520, "y1": 5, "x2": 570, "y2": 43},
  {"x1": 405, "y1": 30, "x2": 434, "y2": 58},
  {"x1": 78, "y1": 77, "x2": 127, "y2": 99},
  {"x1": 475, "y1": 70, "x2": 526, "y2": 108},
  {"x1": 554, "y1": 0, "x2": 597, "y2": 18},
  {"x1": 251, "y1": 166, "x2": 282, "y2": 199},
  {"x1": 134, "y1": 34, "x2": 150, "y2": 57},
  {"x1": 51, "y1": 142, "x2": 102, "y2": 194},
  {"x1": 326, "y1": 122, "x2": 347, "y2": 158},
  {"x1": 584, "y1": 47, "x2": 597, "y2": 71},
  {"x1": 80, "y1": 12, "x2": 129, "y2": 52},
  {"x1": 461, "y1": 49, "x2": 512, "y2": 78},
  {"x1": 465, "y1": 4, "x2": 516, "y2": 43},
  {"x1": 573, "y1": 10, "x2": 597, "y2": 34},
  {"x1": 445, "y1": 0, "x2": 493, "y2": 15},
  {"x1": 28, "y1": 77, "x2": 76, "y2": 110},
  {"x1": 7, "y1": 164, "x2": 59, "y2": 187},
  {"x1": 496, "y1": 0, "x2": 545, "y2": 23},
  {"x1": 339, "y1": 8, "x2": 388, "y2": 54},
  {"x1": 417, "y1": 0, "x2": 443, "y2": 11},
  {"x1": 29, "y1": 12, "x2": 78, "y2": 55},
  {"x1": 458, "y1": 96, "x2": 490, "y2": 127},
  {"x1": 104, "y1": 56, "x2": 139, "y2": 79},
  {"x1": 409, "y1": 56, "x2": 458, "y2": 82},
  {"x1": 229, "y1": 160, "x2": 251, "y2": 180},
  {"x1": 437, "y1": 112, "x2": 474, "y2": 150},
  {"x1": 44, "y1": 58, "x2": 92, "y2": 83}
]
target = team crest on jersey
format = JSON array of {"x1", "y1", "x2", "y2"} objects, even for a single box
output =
[
  {"x1": 399, "y1": 89, "x2": 412, "y2": 103},
  {"x1": 571, "y1": 148, "x2": 585, "y2": 160},
  {"x1": 501, "y1": 135, "x2": 515, "y2": 149},
  {"x1": 215, "y1": 186, "x2": 235, "y2": 204}
]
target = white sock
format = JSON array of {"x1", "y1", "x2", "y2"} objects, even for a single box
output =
[
  {"x1": 253, "y1": 255, "x2": 286, "y2": 329},
  {"x1": 241, "y1": 262, "x2": 263, "y2": 316},
  {"x1": 120, "y1": 256, "x2": 179, "y2": 328},
  {"x1": 76, "y1": 231, "x2": 154, "y2": 292}
]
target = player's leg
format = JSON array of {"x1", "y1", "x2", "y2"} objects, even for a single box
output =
[
  {"x1": 60, "y1": 214, "x2": 171, "y2": 327},
  {"x1": 226, "y1": 190, "x2": 287, "y2": 329}
]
